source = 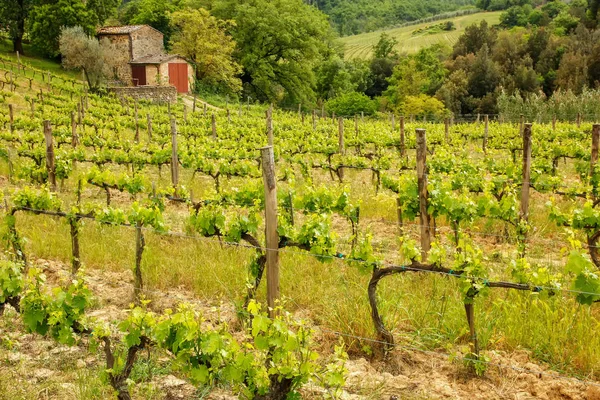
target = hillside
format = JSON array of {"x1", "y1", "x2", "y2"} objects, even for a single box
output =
[{"x1": 339, "y1": 11, "x2": 502, "y2": 59}]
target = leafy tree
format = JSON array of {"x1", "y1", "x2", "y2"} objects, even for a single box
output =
[
  {"x1": 436, "y1": 69, "x2": 469, "y2": 114},
  {"x1": 211, "y1": 0, "x2": 334, "y2": 105},
  {"x1": 500, "y1": 5, "x2": 532, "y2": 27},
  {"x1": 556, "y1": 51, "x2": 589, "y2": 93},
  {"x1": 122, "y1": 0, "x2": 182, "y2": 48},
  {"x1": 373, "y1": 33, "x2": 398, "y2": 59},
  {"x1": 170, "y1": 8, "x2": 242, "y2": 94},
  {"x1": 452, "y1": 20, "x2": 497, "y2": 58},
  {"x1": 315, "y1": 56, "x2": 370, "y2": 99},
  {"x1": 325, "y1": 92, "x2": 377, "y2": 116},
  {"x1": 468, "y1": 44, "x2": 501, "y2": 98},
  {"x1": 86, "y1": 0, "x2": 120, "y2": 25},
  {"x1": 28, "y1": 0, "x2": 96, "y2": 58},
  {"x1": 365, "y1": 57, "x2": 397, "y2": 98},
  {"x1": 542, "y1": 0, "x2": 567, "y2": 18},
  {"x1": 59, "y1": 26, "x2": 116, "y2": 93},
  {"x1": 552, "y1": 10, "x2": 580, "y2": 35},
  {"x1": 589, "y1": 0, "x2": 600, "y2": 27},
  {"x1": 0, "y1": 0, "x2": 33, "y2": 54}
]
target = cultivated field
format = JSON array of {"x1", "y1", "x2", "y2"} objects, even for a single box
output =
[
  {"x1": 1, "y1": 50, "x2": 600, "y2": 399},
  {"x1": 340, "y1": 11, "x2": 502, "y2": 59}
]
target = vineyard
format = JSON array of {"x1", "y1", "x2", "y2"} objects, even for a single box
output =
[{"x1": 2, "y1": 53, "x2": 600, "y2": 399}]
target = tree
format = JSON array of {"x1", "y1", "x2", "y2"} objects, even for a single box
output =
[
  {"x1": 86, "y1": 0, "x2": 121, "y2": 25},
  {"x1": 170, "y1": 8, "x2": 242, "y2": 94},
  {"x1": 29, "y1": 0, "x2": 96, "y2": 58},
  {"x1": 468, "y1": 44, "x2": 501, "y2": 98},
  {"x1": 59, "y1": 26, "x2": 116, "y2": 93},
  {"x1": 452, "y1": 20, "x2": 497, "y2": 58},
  {"x1": 365, "y1": 57, "x2": 397, "y2": 98},
  {"x1": 373, "y1": 33, "x2": 398, "y2": 59},
  {"x1": 124, "y1": 0, "x2": 181, "y2": 48},
  {"x1": 552, "y1": 10, "x2": 580, "y2": 35},
  {"x1": 325, "y1": 92, "x2": 377, "y2": 116},
  {"x1": 500, "y1": 5, "x2": 532, "y2": 27},
  {"x1": 0, "y1": 0, "x2": 32, "y2": 54},
  {"x1": 401, "y1": 94, "x2": 446, "y2": 118},
  {"x1": 211, "y1": 0, "x2": 334, "y2": 105}
]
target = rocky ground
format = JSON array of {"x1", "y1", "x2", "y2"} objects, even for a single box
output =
[{"x1": 1, "y1": 258, "x2": 599, "y2": 400}]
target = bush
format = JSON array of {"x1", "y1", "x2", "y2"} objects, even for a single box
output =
[{"x1": 325, "y1": 92, "x2": 377, "y2": 116}]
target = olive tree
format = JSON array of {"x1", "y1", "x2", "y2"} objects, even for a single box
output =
[{"x1": 59, "y1": 26, "x2": 116, "y2": 93}]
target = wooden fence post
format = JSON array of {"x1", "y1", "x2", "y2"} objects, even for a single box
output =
[
  {"x1": 227, "y1": 108, "x2": 231, "y2": 124},
  {"x1": 193, "y1": 93, "x2": 197, "y2": 112},
  {"x1": 298, "y1": 103, "x2": 302, "y2": 119},
  {"x1": 212, "y1": 113, "x2": 217, "y2": 139},
  {"x1": 183, "y1": 104, "x2": 188, "y2": 123},
  {"x1": 203, "y1": 103, "x2": 207, "y2": 117},
  {"x1": 519, "y1": 114, "x2": 524, "y2": 136},
  {"x1": 30, "y1": 99, "x2": 35, "y2": 117},
  {"x1": 577, "y1": 112, "x2": 582, "y2": 128},
  {"x1": 266, "y1": 104, "x2": 273, "y2": 146},
  {"x1": 147, "y1": 113, "x2": 152, "y2": 141},
  {"x1": 170, "y1": 118, "x2": 179, "y2": 193},
  {"x1": 519, "y1": 123, "x2": 532, "y2": 256},
  {"x1": 312, "y1": 109, "x2": 316, "y2": 130},
  {"x1": 71, "y1": 111, "x2": 78, "y2": 147},
  {"x1": 483, "y1": 114, "x2": 489, "y2": 154},
  {"x1": 43, "y1": 120, "x2": 56, "y2": 191},
  {"x1": 591, "y1": 124, "x2": 600, "y2": 197},
  {"x1": 552, "y1": 114, "x2": 556, "y2": 130},
  {"x1": 260, "y1": 146, "x2": 279, "y2": 316},
  {"x1": 416, "y1": 128, "x2": 430, "y2": 261}
]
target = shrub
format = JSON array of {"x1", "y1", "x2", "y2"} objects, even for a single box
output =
[{"x1": 325, "y1": 92, "x2": 377, "y2": 116}]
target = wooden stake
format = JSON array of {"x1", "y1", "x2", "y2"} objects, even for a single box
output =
[
  {"x1": 134, "y1": 224, "x2": 145, "y2": 301},
  {"x1": 321, "y1": 104, "x2": 325, "y2": 119},
  {"x1": 227, "y1": 108, "x2": 231, "y2": 124},
  {"x1": 552, "y1": 115, "x2": 556, "y2": 130},
  {"x1": 591, "y1": 124, "x2": 600, "y2": 196},
  {"x1": 298, "y1": 103, "x2": 301, "y2": 119},
  {"x1": 399, "y1": 116, "x2": 405, "y2": 157},
  {"x1": 203, "y1": 103, "x2": 207, "y2": 117},
  {"x1": 577, "y1": 112, "x2": 582, "y2": 128},
  {"x1": 170, "y1": 118, "x2": 179, "y2": 193},
  {"x1": 266, "y1": 104, "x2": 273, "y2": 146},
  {"x1": 260, "y1": 146, "x2": 279, "y2": 316},
  {"x1": 416, "y1": 128, "x2": 430, "y2": 261},
  {"x1": 519, "y1": 114, "x2": 524, "y2": 136},
  {"x1": 30, "y1": 99, "x2": 35, "y2": 117},
  {"x1": 147, "y1": 113, "x2": 152, "y2": 141},
  {"x1": 520, "y1": 123, "x2": 532, "y2": 223},
  {"x1": 312, "y1": 109, "x2": 316, "y2": 130},
  {"x1": 211, "y1": 113, "x2": 217, "y2": 139},
  {"x1": 338, "y1": 117, "x2": 345, "y2": 180},
  {"x1": 183, "y1": 104, "x2": 187, "y2": 123},
  {"x1": 43, "y1": 120, "x2": 56, "y2": 191},
  {"x1": 71, "y1": 111, "x2": 78, "y2": 147},
  {"x1": 192, "y1": 93, "x2": 197, "y2": 112},
  {"x1": 134, "y1": 100, "x2": 139, "y2": 142}
]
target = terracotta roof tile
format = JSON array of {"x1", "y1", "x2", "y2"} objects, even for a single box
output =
[{"x1": 97, "y1": 25, "x2": 146, "y2": 35}]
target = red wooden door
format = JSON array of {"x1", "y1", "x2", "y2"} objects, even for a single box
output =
[
  {"x1": 131, "y1": 65, "x2": 146, "y2": 86},
  {"x1": 168, "y1": 63, "x2": 188, "y2": 93}
]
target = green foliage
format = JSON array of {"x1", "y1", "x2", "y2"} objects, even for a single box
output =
[
  {"x1": 28, "y1": 0, "x2": 97, "y2": 58},
  {"x1": 12, "y1": 187, "x2": 62, "y2": 211},
  {"x1": 325, "y1": 92, "x2": 377, "y2": 116},
  {"x1": 20, "y1": 268, "x2": 92, "y2": 345},
  {"x1": 0, "y1": 259, "x2": 23, "y2": 303}
]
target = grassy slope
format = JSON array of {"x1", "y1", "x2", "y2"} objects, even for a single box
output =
[{"x1": 340, "y1": 11, "x2": 502, "y2": 59}]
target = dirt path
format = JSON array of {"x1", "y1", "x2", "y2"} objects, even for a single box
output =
[{"x1": 179, "y1": 94, "x2": 222, "y2": 112}]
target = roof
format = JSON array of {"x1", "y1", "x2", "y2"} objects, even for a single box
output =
[
  {"x1": 129, "y1": 54, "x2": 185, "y2": 64},
  {"x1": 97, "y1": 25, "x2": 164, "y2": 36}
]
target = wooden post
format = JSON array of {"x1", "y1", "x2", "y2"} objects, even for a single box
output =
[
  {"x1": 260, "y1": 146, "x2": 279, "y2": 316},
  {"x1": 444, "y1": 117, "x2": 449, "y2": 142},
  {"x1": 266, "y1": 104, "x2": 273, "y2": 146},
  {"x1": 134, "y1": 224, "x2": 145, "y2": 301},
  {"x1": 43, "y1": 120, "x2": 56, "y2": 191},
  {"x1": 298, "y1": 103, "x2": 301, "y2": 119},
  {"x1": 361, "y1": 111, "x2": 364, "y2": 123},
  {"x1": 312, "y1": 109, "x2": 316, "y2": 130},
  {"x1": 71, "y1": 111, "x2": 78, "y2": 147},
  {"x1": 321, "y1": 104, "x2": 325, "y2": 119},
  {"x1": 577, "y1": 112, "x2": 581, "y2": 128},
  {"x1": 483, "y1": 114, "x2": 489, "y2": 154},
  {"x1": 227, "y1": 108, "x2": 231, "y2": 124},
  {"x1": 520, "y1": 123, "x2": 532, "y2": 224},
  {"x1": 519, "y1": 114, "x2": 524, "y2": 136},
  {"x1": 39, "y1": 88, "x2": 44, "y2": 104},
  {"x1": 464, "y1": 303, "x2": 479, "y2": 359},
  {"x1": 147, "y1": 113, "x2": 152, "y2": 141},
  {"x1": 552, "y1": 115, "x2": 556, "y2": 131},
  {"x1": 170, "y1": 118, "x2": 179, "y2": 193},
  {"x1": 591, "y1": 124, "x2": 600, "y2": 196},
  {"x1": 77, "y1": 101, "x2": 82, "y2": 125},
  {"x1": 8, "y1": 104, "x2": 13, "y2": 132},
  {"x1": 211, "y1": 113, "x2": 217, "y2": 139},
  {"x1": 192, "y1": 93, "x2": 197, "y2": 112},
  {"x1": 247, "y1": 95, "x2": 250, "y2": 112},
  {"x1": 476, "y1": 113, "x2": 480, "y2": 124},
  {"x1": 391, "y1": 114, "x2": 395, "y2": 134},
  {"x1": 30, "y1": 99, "x2": 35, "y2": 117},
  {"x1": 203, "y1": 103, "x2": 207, "y2": 117},
  {"x1": 80, "y1": 97, "x2": 85, "y2": 120},
  {"x1": 398, "y1": 116, "x2": 406, "y2": 157},
  {"x1": 416, "y1": 128, "x2": 430, "y2": 261},
  {"x1": 134, "y1": 100, "x2": 139, "y2": 142},
  {"x1": 16, "y1": 51, "x2": 20, "y2": 72},
  {"x1": 183, "y1": 104, "x2": 188, "y2": 123}
]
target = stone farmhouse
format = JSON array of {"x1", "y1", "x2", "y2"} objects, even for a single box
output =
[{"x1": 97, "y1": 25, "x2": 193, "y2": 94}]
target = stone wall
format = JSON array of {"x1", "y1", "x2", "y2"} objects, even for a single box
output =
[
  {"x1": 99, "y1": 35, "x2": 132, "y2": 85},
  {"x1": 130, "y1": 26, "x2": 165, "y2": 60},
  {"x1": 109, "y1": 86, "x2": 177, "y2": 103}
]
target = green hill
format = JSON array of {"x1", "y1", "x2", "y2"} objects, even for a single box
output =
[{"x1": 339, "y1": 11, "x2": 502, "y2": 59}]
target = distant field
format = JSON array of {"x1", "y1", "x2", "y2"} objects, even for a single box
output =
[{"x1": 340, "y1": 11, "x2": 502, "y2": 59}]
